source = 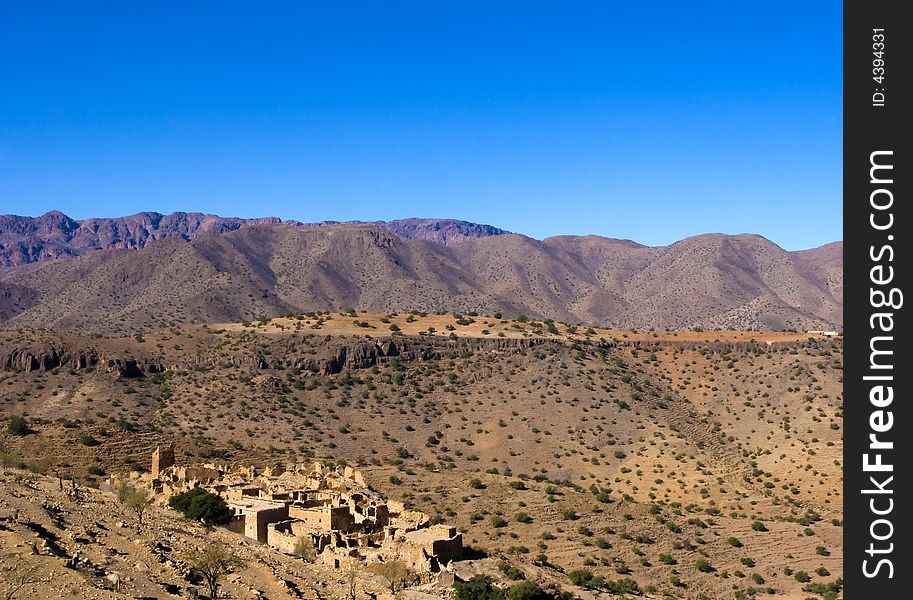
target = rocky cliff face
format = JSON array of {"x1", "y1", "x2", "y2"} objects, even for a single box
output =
[
  {"x1": 0, "y1": 211, "x2": 284, "y2": 268},
  {"x1": 0, "y1": 341, "x2": 163, "y2": 377},
  {"x1": 0, "y1": 335, "x2": 551, "y2": 379},
  {"x1": 0, "y1": 342, "x2": 98, "y2": 373},
  {"x1": 287, "y1": 336, "x2": 550, "y2": 374}
]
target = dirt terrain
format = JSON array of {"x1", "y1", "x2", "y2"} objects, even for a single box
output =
[
  {"x1": 1, "y1": 313, "x2": 843, "y2": 598},
  {"x1": 0, "y1": 468, "x2": 454, "y2": 600}
]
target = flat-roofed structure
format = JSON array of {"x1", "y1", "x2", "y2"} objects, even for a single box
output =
[{"x1": 227, "y1": 498, "x2": 289, "y2": 543}]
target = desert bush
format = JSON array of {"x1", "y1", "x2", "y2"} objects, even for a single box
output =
[
  {"x1": 498, "y1": 561, "x2": 525, "y2": 581},
  {"x1": 802, "y1": 578, "x2": 843, "y2": 600},
  {"x1": 7, "y1": 415, "x2": 29, "y2": 436},
  {"x1": 454, "y1": 574, "x2": 503, "y2": 600},
  {"x1": 695, "y1": 558, "x2": 713, "y2": 572}
]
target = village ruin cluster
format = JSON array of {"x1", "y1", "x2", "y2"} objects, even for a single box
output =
[{"x1": 143, "y1": 445, "x2": 463, "y2": 574}]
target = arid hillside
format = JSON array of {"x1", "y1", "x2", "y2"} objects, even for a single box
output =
[
  {"x1": 0, "y1": 212, "x2": 508, "y2": 269},
  {"x1": 0, "y1": 216, "x2": 842, "y2": 332},
  {"x1": 1, "y1": 313, "x2": 844, "y2": 599}
]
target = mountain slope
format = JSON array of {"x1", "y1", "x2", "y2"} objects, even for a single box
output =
[
  {"x1": 0, "y1": 211, "x2": 512, "y2": 268},
  {"x1": 0, "y1": 220, "x2": 842, "y2": 333}
]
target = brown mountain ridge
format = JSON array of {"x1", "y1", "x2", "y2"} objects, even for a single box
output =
[
  {"x1": 0, "y1": 211, "x2": 508, "y2": 268},
  {"x1": 0, "y1": 211, "x2": 841, "y2": 333}
]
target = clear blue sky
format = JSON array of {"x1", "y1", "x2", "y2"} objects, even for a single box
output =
[{"x1": 0, "y1": 1, "x2": 841, "y2": 250}]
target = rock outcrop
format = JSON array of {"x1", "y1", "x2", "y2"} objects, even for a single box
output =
[
  {"x1": 0, "y1": 343, "x2": 98, "y2": 373},
  {"x1": 0, "y1": 341, "x2": 162, "y2": 377}
]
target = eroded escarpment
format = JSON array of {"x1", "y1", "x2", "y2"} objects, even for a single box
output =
[{"x1": 1, "y1": 330, "x2": 824, "y2": 380}]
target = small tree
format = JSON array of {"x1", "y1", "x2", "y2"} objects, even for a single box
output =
[
  {"x1": 186, "y1": 543, "x2": 244, "y2": 600},
  {"x1": 117, "y1": 482, "x2": 153, "y2": 526},
  {"x1": 293, "y1": 536, "x2": 316, "y2": 562},
  {"x1": 2, "y1": 562, "x2": 47, "y2": 600},
  {"x1": 343, "y1": 557, "x2": 360, "y2": 600},
  {"x1": 370, "y1": 546, "x2": 412, "y2": 594}
]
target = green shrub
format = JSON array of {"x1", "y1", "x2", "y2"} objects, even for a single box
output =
[
  {"x1": 168, "y1": 488, "x2": 232, "y2": 525},
  {"x1": 454, "y1": 575, "x2": 504, "y2": 600},
  {"x1": 78, "y1": 434, "x2": 100, "y2": 447},
  {"x1": 568, "y1": 569, "x2": 598, "y2": 587},
  {"x1": 7, "y1": 415, "x2": 29, "y2": 436},
  {"x1": 802, "y1": 578, "x2": 843, "y2": 600},
  {"x1": 498, "y1": 561, "x2": 525, "y2": 581},
  {"x1": 506, "y1": 580, "x2": 546, "y2": 599},
  {"x1": 603, "y1": 579, "x2": 639, "y2": 594},
  {"x1": 695, "y1": 558, "x2": 713, "y2": 572}
]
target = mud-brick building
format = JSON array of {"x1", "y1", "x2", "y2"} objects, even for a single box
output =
[
  {"x1": 288, "y1": 504, "x2": 356, "y2": 531},
  {"x1": 226, "y1": 498, "x2": 289, "y2": 543},
  {"x1": 394, "y1": 525, "x2": 463, "y2": 571}
]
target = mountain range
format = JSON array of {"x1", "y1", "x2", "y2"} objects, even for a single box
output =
[{"x1": 0, "y1": 211, "x2": 842, "y2": 333}]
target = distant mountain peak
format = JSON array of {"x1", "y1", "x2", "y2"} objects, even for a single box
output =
[{"x1": 378, "y1": 218, "x2": 510, "y2": 245}]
